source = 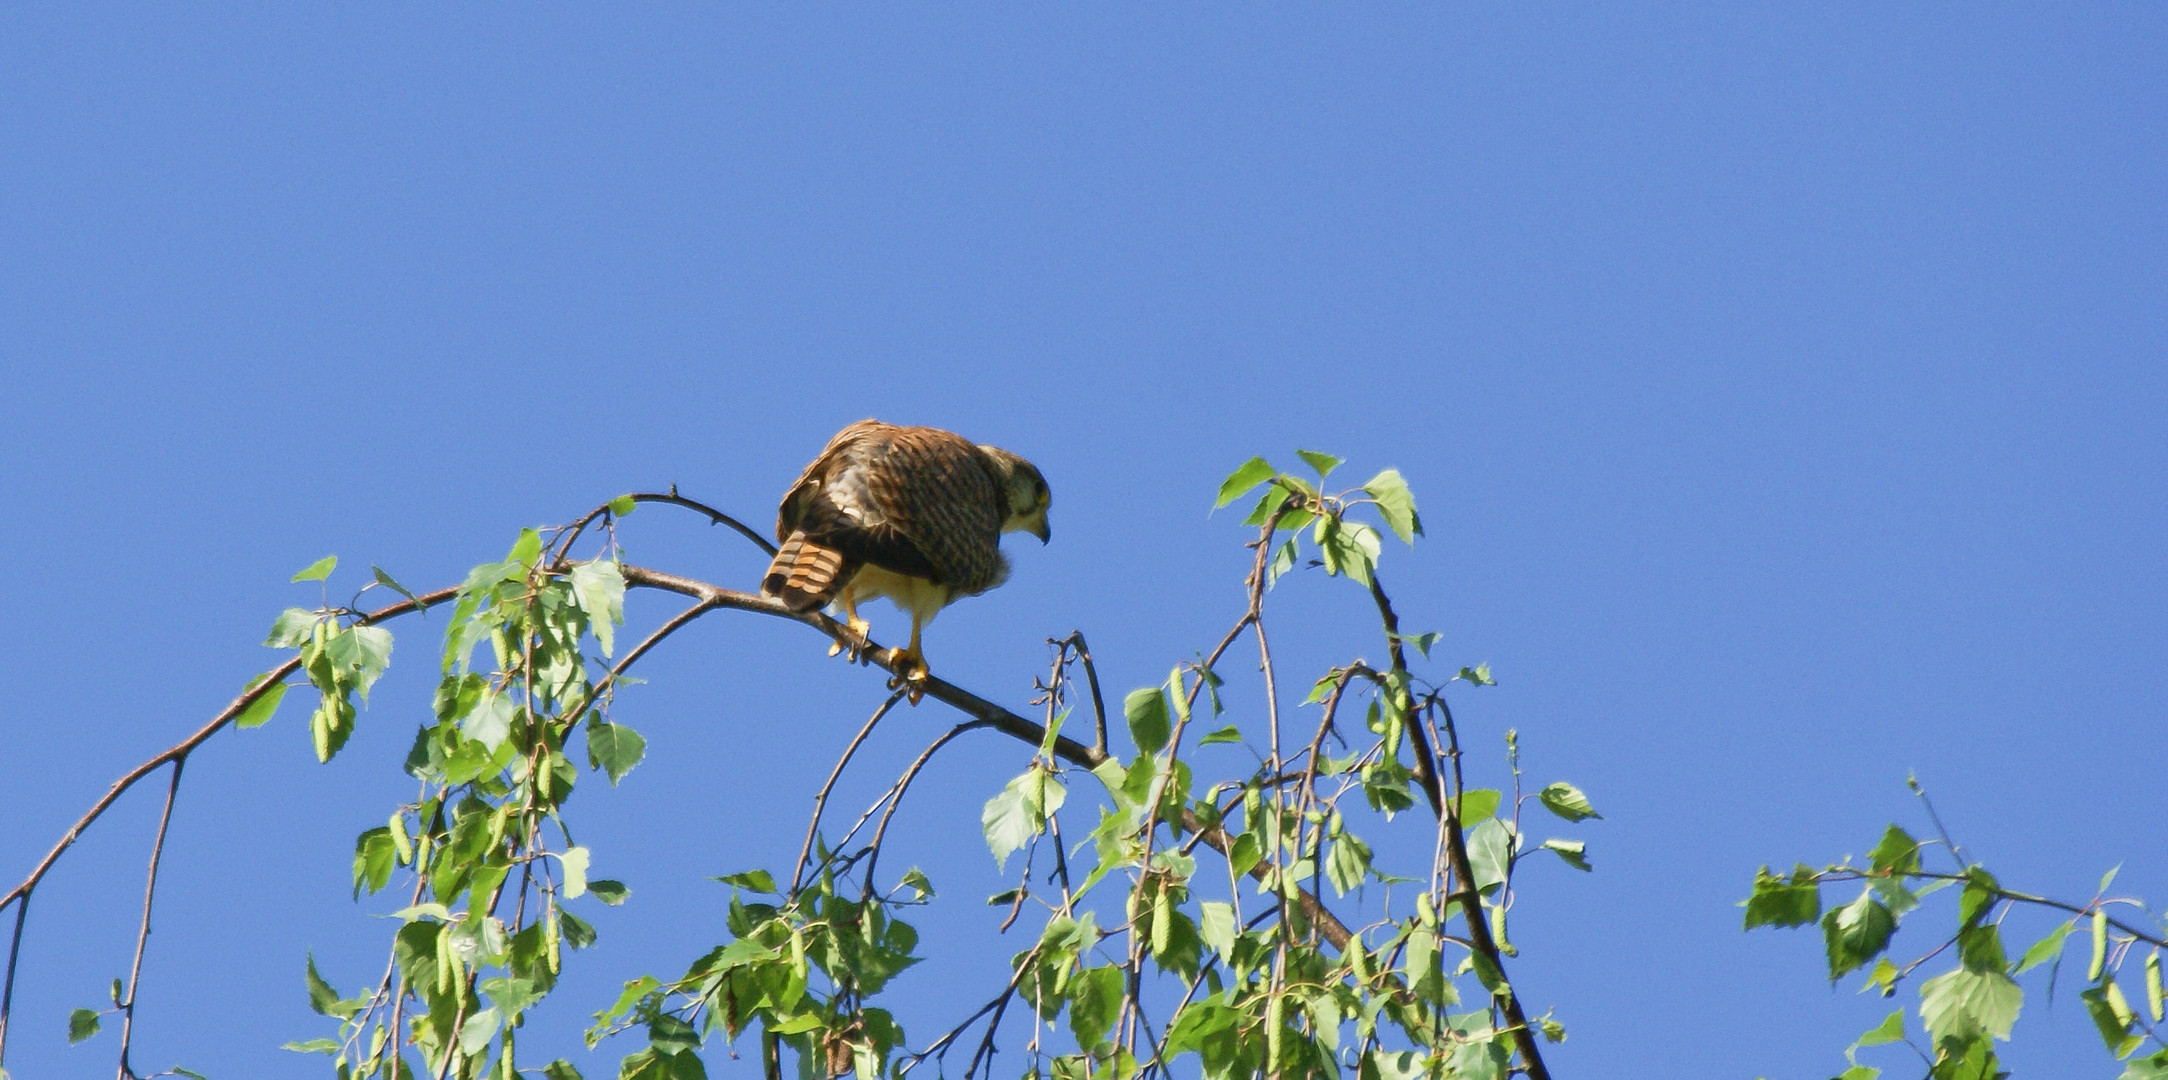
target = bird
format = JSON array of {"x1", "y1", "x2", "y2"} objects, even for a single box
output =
[{"x1": 760, "y1": 419, "x2": 1051, "y2": 699}]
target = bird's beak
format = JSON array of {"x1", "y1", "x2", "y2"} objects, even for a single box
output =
[{"x1": 1033, "y1": 518, "x2": 1051, "y2": 544}]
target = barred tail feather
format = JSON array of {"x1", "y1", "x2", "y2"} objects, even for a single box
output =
[{"x1": 762, "y1": 533, "x2": 854, "y2": 612}]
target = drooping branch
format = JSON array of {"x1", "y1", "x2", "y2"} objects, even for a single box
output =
[
  {"x1": 0, "y1": 585, "x2": 459, "y2": 917},
  {"x1": 0, "y1": 584, "x2": 458, "y2": 1071},
  {"x1": 614, "y1": 564, "x2": 1363, "y2": 951},
  {"x1": 1367, "y1": 570, "x2": 1551, "y2": 1080},
  {"x1": 115, "y1": 757, "x2": 185, "y2": 1080},
  {"x1": 794, "y1": 690, "x2": 908, "y2": 893}
]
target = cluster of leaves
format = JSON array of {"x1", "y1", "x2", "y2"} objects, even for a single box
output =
[
  {"x1": 269, "y1": 524, "x2": 645, "y2": 1079},
  {"x1": 913, "y1": 456, "x2": 1588, "y2": 1080},
  {"x1": 1215, "y1": 451, "x2": 1420, "y2": 591},
  {"x1": 1748, "y1": 800, "x2": 2168, "y2": 1080},
  {"x1": 587, "y1": 863, "x2": 931, "y2": 1080}
]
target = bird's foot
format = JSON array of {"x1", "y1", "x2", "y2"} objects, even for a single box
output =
[
  {"x1": 828, "y1": 616, "x2": 873, "y2": 661},
  {"x1": 885, "y1": 645, "x2": 930, "y2": 704}
]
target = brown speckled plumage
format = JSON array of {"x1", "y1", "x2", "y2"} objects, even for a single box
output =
[{"x1": 761, "y1": 420, "x2": 1015, "y2": 613}]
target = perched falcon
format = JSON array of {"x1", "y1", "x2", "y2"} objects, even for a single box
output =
[{"x1": 761, "y1": 419, "x2": 1051, "y2": 695}]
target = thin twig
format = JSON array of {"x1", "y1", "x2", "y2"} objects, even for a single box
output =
[
  {"x1": 0, "y1": 890, "x2": 26, "y2": 1066},
  {"x1": 794, "y1": 690, "x2": 908, "y2": 893},
  {"x1": 115, "y1": 756, "x2": 186, "y2": 1080},
  {"x1": 860, "y1": 722, "x2": 990, "y2": 900},
  {"x1": 551, "y1": 490, "x2": 777, "y2": 567},
  {"x1": 2, "y1": 586, "x2": 458, "y2": 914}
]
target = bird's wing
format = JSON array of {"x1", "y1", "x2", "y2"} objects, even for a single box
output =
[{"x1": 855, "y1": 426, "x2": 1007, "y2": 593}]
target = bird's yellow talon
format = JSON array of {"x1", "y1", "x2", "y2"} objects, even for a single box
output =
[{"x1": 886, "y1": 645, "x2": 930, "y2": 702}]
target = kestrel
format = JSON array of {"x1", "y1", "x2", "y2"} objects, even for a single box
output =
[{"x1": 761, "y1": 419, "x2": 1051, "y2": 696}]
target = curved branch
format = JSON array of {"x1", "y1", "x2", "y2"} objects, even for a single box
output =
[
  {"x1": 634, "y1": 491, "x2": 778, "y2": 558},
  {"x1": 1, "y1": 585, "x2": 457, "y2": 916},
  {"x1": 794, "y1": 690, "x2": 908, "y2": 894},
  {"x1": 0, "y1": 892, "x2": 25, "y2": 1063},
  {"x1": 1369, "y1": 570, "x2": 1550, "y2": 1080},
  {"x1": 115, "y1": 758, "x2": 185, "y2": 1080},
  {"x1": 615, "y1": 565, "x2": 1366, "y2": 951}
]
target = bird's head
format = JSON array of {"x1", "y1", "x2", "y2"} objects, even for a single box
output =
[{"x1": 981, "y1": 446, "x2": 1052, "y2": 544}]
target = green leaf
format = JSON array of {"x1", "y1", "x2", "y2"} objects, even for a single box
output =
[
  {"x1": 1536, "y1": 782, "x2": 1601, "y2": 822},
  {"x1": 1390, "y1": 630, "x2": 1440, "y2": 657},
  {"x1": 1919, "y1": 967, "x2": 2022, "y2": 1043},
  {"x1": 325, "y1": 624, "x2": 394, "y2": 702},
  {"x1": 1361, "y1": 468, "x2": 1423, "y2": 545},
  {"x1": 1856, "y1": 1008, "x2": 1905, "y2": 1047},
  {"x1": 67, "y1": 1008, "x2": 100, "y2": 1044},
  {"x1": 2084, "y1": 979, "x2": 2142, "y2": 1057},
  {"x1": 1822, "y1": 888, "x2": 1897, "y2": 980},
  {"x1": 264, "y1": 608, "x2": 318, "y2": 648},
  {"x1": 981, "y1": 772, "x2": 1043, "y2": 871},
  {"x1": 1199, "y1": 725, "x2": 1245, "y2": 746},
  {"x1": 608, "y1": 495, "x2": 637, "y2": 517},
  {"x1": 233, "y1": 679, "x2": 289, "y2": 730},
  {"x1": 508, "y1": 528, "x2": 543, "y2": 568},
  {"x1": 558, "y1": 847, "x2": 591, "y2": 899},
  {"x1": 588, "y1": 879, "x2": 631, "y2": 906},
  {"x1": 1957, "y1": 867, "x2": 1999, "y2": 928},
  {"x1": 1864, "y1": 958, "x2": 1900, "y2": 997},
  {"x1": 1067, "y1": 966, "x2": 1125, "y2": 1049},
  {"x1": 1317, "y1": 517, "x2": 1381, "y2": 586},
  {"x1": 280, "y1": 1038, "x2": 340, "y2": 1055},
  {"x1": 1541, "y1": 838, "x2": 1591, "y2": 872},
  {"x1": 1215, "y1": 458, "x2": 1278, "y2": 509},
  {"x1": 1743, "y1": 865, "x2": 1822, "y2": 929},
  {"x1": 291, "y1": 555, "x2": 338, "y2": 583},
  {"x1": 482, "y1": 975, "x2": 545, "y2": 1021},
  {"x1": 1125, "y1": 687, "x2": 1170, "y2": 755},
  {"x1": 558, "y1": 910, "x2": 597, "y2": 949},
  {"x1": 1457, "y1": 663, "x2": 1496, "y2": 687},
  {"x1": 1325, "y1": 828, "x2": 1373, "y2": 896},
  {"x1": 1198, "y1": 901, "x2": 1237, "y2": 962},
  {"x1": 568, "y1": 560, "x2": 626, "y2": 657},
  {"x1": 461, "y1": 691, "x2": 515, "y2": 751},
  {"x1": 2017, "y1": 919, "x2": 2075, "y2": 973},
  {"x1": 351, "y1": 827, "x2": 396, "y2": 897},
  {"x1": 371, "y1": 565, "x2": 421, "y2": 606},
  {"x1": 1466, "y1": 818, "x2": 1516, "y2": 894},
  {"x1": 716, "y1": 869, "x2": 776, "y2": 894},
  {"x1": 2121, "y1": 1050, "x2": 2168, "y2": 1080},
  {"x1": 1869, "y1": 825, "x2": 1921, "y2": 876},
  {"x1": 1956, "y1": 923, "x2": 2008, "y2": 974},
  {"x1": 898, "y1": 868, "x2": 935, "y2": 901},
  {"x1": 1452, "y1": 788, "x2": 1500, "y2": 824},
  {"x1": 170, "y1": 1069, "x2": 208, "y2": 1080},
  {"x1": 1295, "y1": 450, "x2": 1343, "y2": 481},
  {"x1": 585, "y1": 720, "x2": 646, "y2": 785},
  {"x1": 304, "y1": 954, "x2": 346, "y2": 1017}
]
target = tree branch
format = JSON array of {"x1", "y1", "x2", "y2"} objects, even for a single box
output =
[
  {"x1": 1, "y1": 585, "x2": 458, "y2": 918},
  {"x1": 1370, "y1": 568, "x2": 1550, "y2": 1080},
  {"x1": 794, "y1": 690, "x2": 908, "y2": 893},
  {"x1": 115, "y1": 757, "x2": 185, "y2": 1080}
]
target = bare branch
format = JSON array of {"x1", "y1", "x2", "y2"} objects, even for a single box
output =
[
  {"x1": 0, "y1": 887, "x2": 26, "y2": 1065},
  {"x1": 2, "y1": 584, "x2": 457, "y2": 915},
  {"x1": 794, "y1": 690, "x2": 908, "y2": 893},
  {"x1": 116, "y1": 757, "x2": 186, "y2": 1080}
]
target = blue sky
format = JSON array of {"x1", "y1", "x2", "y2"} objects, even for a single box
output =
[{"x1": 2, "y1": 6, "x2": 2163, "y2": 1078}]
